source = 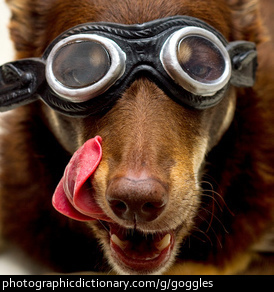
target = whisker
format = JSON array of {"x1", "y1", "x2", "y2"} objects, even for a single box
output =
[
  {"x1": 193, "y1": 180, "x2": 235, "y2": 216},
  {"x1": 197, "y1": 179, "x2": 235, "y2": 216},
  {"x1": 199, "y1": 206, "x2": 229, "y2": 234},
  {"x1": 196, "y1": 213, "x2": 223, "y2": 249},
  {"x1": 192, "y1": 225, "x2": 213, "y2": 246},
  {"x1": 196, "y1": 192, "x2": 223, "y2": 212},
  {"x1": 97, "y1": 219, "x2": 111, "y2": 236},
  {"x1": 208, "y1": 192, "x2": 215, "y2": 233}
]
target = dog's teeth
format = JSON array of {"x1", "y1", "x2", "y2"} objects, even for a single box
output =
[
  {"x1": 111, "y1": 234, "x2": 129, "y2": 250},
  {"x1": 155, "y1": 234, "x2": 171, "y2": 251}
]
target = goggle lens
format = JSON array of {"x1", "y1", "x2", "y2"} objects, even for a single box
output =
[
  {"x1": 178, "y1": 36, "x2": 225, "y2": 83},
  {"x1": 52, "y1": 41, "x2": 111, "y2": 89}
]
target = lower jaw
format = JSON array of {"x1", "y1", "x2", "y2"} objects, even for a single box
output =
[
  {"x1": 107, "y1": 227, "x2": 176, "y2": 275},
  {"x1": 110, "y1": 241, "x2": 174, "y2": 275}
]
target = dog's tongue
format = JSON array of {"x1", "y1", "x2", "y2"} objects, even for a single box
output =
[{"x1": 52, "y1": 136, "x2": 111, "y2": 222}]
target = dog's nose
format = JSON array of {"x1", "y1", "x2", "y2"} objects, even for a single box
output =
[{"x1": 106, "y1": 176, "x2": 168, "y2": 223}]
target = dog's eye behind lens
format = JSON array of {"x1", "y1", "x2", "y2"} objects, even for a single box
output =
[
  {"x1": 177, "y1": 36, "x2": 225, "y2": 83},
  {"x1": 52, "y1": 41, "x2": 111, "y2": 88}
]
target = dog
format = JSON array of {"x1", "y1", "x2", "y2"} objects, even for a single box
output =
[{"x1": 0, "y1": 0, "x2": 273, "y2": 275}]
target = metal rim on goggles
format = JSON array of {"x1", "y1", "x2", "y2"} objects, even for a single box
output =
[
  {"x1": 160, "y1": 27, "x2": 231, "y2": 96},
  {"x1": 46, "y1": 34, "x2": 126, "y2": 103}
]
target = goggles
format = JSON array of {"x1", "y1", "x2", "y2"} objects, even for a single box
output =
[{"x1": 0, "y1": 16, "x2": 257, "y2": 116}]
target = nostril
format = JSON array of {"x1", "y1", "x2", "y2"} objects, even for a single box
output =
[
  {"x1": 141, "y1": 201, "x2": 166, "y2": 221},
  {"x1": 142, "y1": 202, "x2": 155, "y2": 212},
  {"x1": 142, "y1": 201, "x2": 163, "y2": 212},
  {"x1": 116, "y1": 201, "x2": 127, "y2": 212},
  {"x1": 108, "y1": 199, "x2": 128, "y2": 217}
]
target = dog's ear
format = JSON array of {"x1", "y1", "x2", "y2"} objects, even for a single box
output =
[
  {"x1": 0, "y1": 59, "x2": 45, "y2": 111},
  {"x1": 227, "y1": 0, "x2": 268, "y2": 43},
  {"x1": 6, "y1": 0, "x2": 56, "y2": 58}
]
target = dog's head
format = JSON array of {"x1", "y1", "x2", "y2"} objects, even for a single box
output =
[{"x1": 1, "y1": 0, "x2": 262, "y2": 274}]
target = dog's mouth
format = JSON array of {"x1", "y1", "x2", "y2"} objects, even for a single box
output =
[{"x1": 97, "y1": 221, "x2": 175, "y2": 274}]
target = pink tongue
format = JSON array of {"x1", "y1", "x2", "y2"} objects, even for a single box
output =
[{"x1": 52, "y1": 136, "x2": 111, "y2": 222}]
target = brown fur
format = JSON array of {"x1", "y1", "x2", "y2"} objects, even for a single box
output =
[{"x1": 0, "y1": 0, "x2": 273, "y2": 274}]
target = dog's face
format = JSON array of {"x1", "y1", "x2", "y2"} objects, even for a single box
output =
[{"x1": 39, "y1": 0, "x2": 237, "y2": 274}]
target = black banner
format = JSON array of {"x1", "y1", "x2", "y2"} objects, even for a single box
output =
[{"x1": 0, "y1": 275, "x2": 271, "y2": 291}]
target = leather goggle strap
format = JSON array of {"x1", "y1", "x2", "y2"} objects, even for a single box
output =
[{"x1": 0, "y1": 59, "x2": 45, "y2": 112}]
